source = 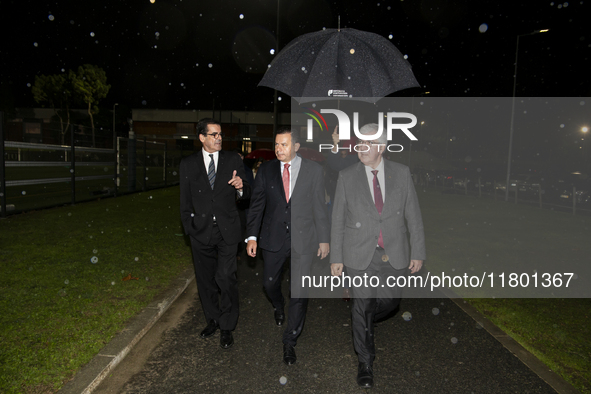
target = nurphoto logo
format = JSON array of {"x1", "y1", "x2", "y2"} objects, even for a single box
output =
[{"x1": 304, "y1": 109, "x2": 418, "y2": 153}]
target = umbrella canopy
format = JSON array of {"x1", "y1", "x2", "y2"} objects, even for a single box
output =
[{"x1": 259, "y1": 28, "x2": 420, "y2": 103}]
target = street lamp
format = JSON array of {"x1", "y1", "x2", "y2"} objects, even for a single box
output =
[
  {"x1": 505, "y1": 29, "x2": 549, "y2": 202},
  {"x1": 582, "y1": 126, "x2": 589, "y2": 170},
  {"x1": 113, "y1": 103, "x2": 119, "y2": 136}
]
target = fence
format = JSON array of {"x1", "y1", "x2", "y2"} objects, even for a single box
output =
[
  {"x1": 0, "y1": 118, "x2": 186, "y2": 216},
  {"x1": 417, "y1": 172, "x2": 591, "y2": 216}
]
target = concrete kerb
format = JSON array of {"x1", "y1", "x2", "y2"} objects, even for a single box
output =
[
  {"x1": 439, "y1": 287, "x2": 581, "y2": 394},
  {"x1": 58, "y1": 267, "x2": 195, "y2": 394}
]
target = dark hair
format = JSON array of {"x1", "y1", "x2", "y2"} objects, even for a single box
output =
[
  {"x1": 196, "y1": 118, "x2": 221, "y2": 136},
  {"x1": 276, "y1": 127, "x2": 299, "y2": 145},
  {"x1": 233, "y1": 148, "x2": 245, "y2": 156}
]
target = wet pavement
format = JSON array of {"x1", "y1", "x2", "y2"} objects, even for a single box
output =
[{"x1": 93, "y1": 253, "x2": 563, "y2": 394}]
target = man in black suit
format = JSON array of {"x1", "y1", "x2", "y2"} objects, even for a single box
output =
[
  {"x1": 246, "y1": 128, "x2": 330, "y2": 365},
  {"x1": 180, "y1": 118, "x2": 250, "y2": 349}
]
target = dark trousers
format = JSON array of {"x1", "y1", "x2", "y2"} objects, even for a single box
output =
[
  {"x1": 189, "y1": 225, "x2": 239, "y2": 331},
  {"x1": 262, "y1": 236, "x2": 313, "y2": 347},
  {"x1": 348, "y1": 249, "x2": 406, "y2": 365}
]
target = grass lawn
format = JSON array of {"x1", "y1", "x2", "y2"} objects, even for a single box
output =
[
  {"x1": 417, "y1": 187, "x2": 591, "y2": 393},
  {"x1": 0, "y1": 187, "x2": 191, "y2": 393}
]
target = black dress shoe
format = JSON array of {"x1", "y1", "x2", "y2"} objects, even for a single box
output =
[
  {"x1": 199, "y1": 320, "x2": 218, "y2": 338},
  {"x1": 283, "y1": 344, "x2": 296, "y2": 365},
  {"x1": 220, "y1": 330, "x2": 234, "y2": 349},
  {"x1": 357, "y1": 362, "x2": 374, "y2": 388},
  {"x1": 274, "y1": 310, "x2": 285, "y2": 327}
]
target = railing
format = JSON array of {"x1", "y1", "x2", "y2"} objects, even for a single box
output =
[{"x1": 1, "y1": 118, "x2": 184, "y2": 216}]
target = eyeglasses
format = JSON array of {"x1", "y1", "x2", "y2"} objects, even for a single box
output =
[{"x1": 206, "y1": 132, "x2": 224, "y2": 139}]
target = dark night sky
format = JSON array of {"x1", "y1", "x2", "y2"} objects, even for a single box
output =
[{"x1": 1, "y1": 0, "x2": 590, "y2": 112}]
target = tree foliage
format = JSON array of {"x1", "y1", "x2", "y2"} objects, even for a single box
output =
[
  {"x1": 71, "y1": 64, "x2": 111, "y2": 147},
  {"x1": 32, "y1": 73, "x2": 73, "y2": 144},
  {"x1": 31, "y1": 65, "x2": 110, "y2": 146}
]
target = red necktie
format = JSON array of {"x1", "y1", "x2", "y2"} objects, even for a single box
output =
[
  {"x1": 283, "y1": 163, "x2": 290, "y2": 202},
  {"x1": 372, "y1": 170, "x2": 384, "y2": 248}
]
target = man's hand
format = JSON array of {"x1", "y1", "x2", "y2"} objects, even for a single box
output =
[
  {"x1": 331, "y1": 263, "x2": 343, "y2": 276},
  {"x1": 317, "y1": 243, "x2": 330, "y2": 259},
  {"x1": 246, "y1": 240, "x2": 257, "y2": 257},
  {"x1": 408, "y1": 260, "x2": 423, "y2": 274},
  {"x1": 331, "y1": 125, "x2": 339, "y2": 153},
  {"x1": 228, "y1": 170, "x2": 243, "y2": 190}
]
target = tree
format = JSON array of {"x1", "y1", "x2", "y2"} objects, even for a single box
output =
[
  {"x1": 31, "y1": 73, "x2": 73, "y2": 145},
  {"x1": 71, "y1": 65, "x2": 110, "y2": 147}
]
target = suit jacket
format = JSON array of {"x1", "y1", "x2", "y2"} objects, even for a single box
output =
[
  {"x1": 246, "y1": 156, "x2": 330, "y2": 255},
  {"x1": 330, "y1": 159, "x2": 426, "y2": 270},
  {"x1": 180, "y1": 150, "x2": 250, "y2": 245}
]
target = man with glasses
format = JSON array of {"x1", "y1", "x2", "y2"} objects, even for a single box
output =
[
  {"x1": 330, "y1": 123, "x2": 426, "y2": 388},
  {"x1": 180, "y1": 118, "x2": 250, "y2": 349}
]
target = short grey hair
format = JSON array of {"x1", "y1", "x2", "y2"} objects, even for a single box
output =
[{"x1": 358, "y1": 123, "x2": 387, "y2": 145}]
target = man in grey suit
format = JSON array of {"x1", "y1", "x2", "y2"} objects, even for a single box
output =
[{"x1": 330, "y1": 123, "x2": 426, "y2": 388}]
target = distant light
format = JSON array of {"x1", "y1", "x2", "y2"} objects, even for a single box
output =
[
  {"x1": 150, "y1": 0, "x2": 155, "y2": 3},
  {"x1": 582, "y1": 127, "x2": 589, "y2": 133},
  {"x1": 538, "y1": 29, "x2": 549, "y2": 33},
  {"x1": 479, "y1": 23, "x2": 488, "y2": 33},
  {"x1": 181, "y1": 136, "x2": 188, "y2": 139}
]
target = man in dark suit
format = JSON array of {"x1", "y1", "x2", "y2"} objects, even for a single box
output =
[
  {"x1": 180, "y1": 118, "x2": 250, "y2": 349},
  {"x1": 246, "y1": 128, "x2": 330, "y2": 365},
  {"x1": 330, "y1": 123, "x2": 426, "y2": 388}
]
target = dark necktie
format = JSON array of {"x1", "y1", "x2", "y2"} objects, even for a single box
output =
[
  {"x1": 208, "y1": 154, "x2": 216, "y2": 189},
  {"x1": 372, "y1": 170, "x2": 384, "y2": 248},
  {"x1": 283, "y1": 163, "x2": 290, "y2": 202}
]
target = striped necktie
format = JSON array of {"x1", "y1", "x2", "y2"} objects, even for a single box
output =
[{"x1": 208, "y1": 154, "x2": 216, "y2": 189}]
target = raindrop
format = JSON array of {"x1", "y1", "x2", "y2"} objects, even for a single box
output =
[
  {"x1": 90, "y1": 32, "x2": 95, "y2": 37},
  {"x1": 68, "y1": 212, "x2": 72, "y2": 216},
  {"x1": 91, "y1": 256, "x2": 98, "y2": 264},
  {"x1": 33, "y1": 42, "x2": 38, "y2": 47},
  {"x1": 208, "y1": 63, "x2": 213, "y2": 68},
  {"x1": 402, "y1": 311, "x2": 412, "y2": 321},
  {"x1": 388, "y1": 34, "x2": 393, "y2": 39},
  {"x1": 403, "y1": 54, "x2": 408, "y2": 59},
  {"x1": 70, "y1": 169, "x2": 74, "y2": 173},
  {"x1": 135, "y1": 257, "x2": 139, "y2": 261},
  {"x1": 111, "y1": 281, "x2": 115, "y2": 285},
  {"x1": 48, "y1": 14, "x2": 55, "y2": 21},
  {"x1": 64, "y1": 279, "x2": 69, "y2": 285},
  {"x1": 451, "y1": 337, "x2": 458, "y2": 344},
  {"x1": 239, "y1": 14, "x2": 244, "y2": 19},
  {"x1": 279, "y1": 376, "x2": 287, "y2": 385},
  {"x1": 278, "y1": 96, "x2": 282, "y2": 101},
  {"x1": 432, "y1": 307, "x2": 440, "y2": 315},
  {"x1": 155, "y1": 32, "x2": 160, "y2": 37},
  {"x1": 93, "y1": 249, "x2": 98, "y2": 253},
  {"x1": 560, "y1": 124, "x2": 565, "y2": 128},
  {"x1": 270, "y1": 49, "x2": 275, "y2": 55},
  {"x1": 142, "y1": 100, "x2": 147, "y2": 105},
  {"x1": 21, "y1": 190, "x2": 26, "y2": 195},
  {"x1": 356, "y1": 222, "x2": 361, "y2": 228},
  {"x1": 479, "y1": 23, "x2": 488, "y2": 33}
]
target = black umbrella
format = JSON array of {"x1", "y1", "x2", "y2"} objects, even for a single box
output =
[{"x1": 259, "y1": 28, "x2": 420, "y2": 103}]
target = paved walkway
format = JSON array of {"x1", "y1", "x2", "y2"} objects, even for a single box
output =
[{"x1": 64, "y1": 253, "x2": 578, "y2": 394}]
